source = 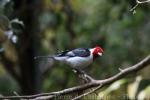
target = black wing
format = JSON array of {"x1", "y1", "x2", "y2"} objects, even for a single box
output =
[
  {"x1": 69, "y1": 48, "x2": 90, "y2": 57},
  {"x1": 56, "y1": 48, "x2": 90, "y2": 57}
]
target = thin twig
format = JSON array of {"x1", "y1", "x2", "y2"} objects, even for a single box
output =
[
  {"x1": 130, "y1": 4, "x2": 139, "y2": 12},
  {"x1": 137, "y1": 0, "x2": 150, "y2": 4},
  {"x1": 130, "y1": 0, "x2": 150, "y2": 12}
]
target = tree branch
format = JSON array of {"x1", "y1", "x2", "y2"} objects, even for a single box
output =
[
  {"x1": 130, "y1": 0, "x2": 150, "y2": 12},
  {"x1": 0, "y1": 55, "x2": 150, "y2": 99},
  {"x1": 71, "y1": 84, "x2": 102, "y2": 100}
]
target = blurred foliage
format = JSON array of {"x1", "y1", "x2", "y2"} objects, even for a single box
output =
[{"x1": 0, "y1": 0, "x2": 150, "y2": 99}]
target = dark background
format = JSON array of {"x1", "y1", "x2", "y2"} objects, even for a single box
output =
[{"x1": 0, "y1": 0, "x2": 150, "y2": 99}]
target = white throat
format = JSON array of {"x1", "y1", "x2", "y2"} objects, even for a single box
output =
[{"x1": 90, "y1": 48, "x2": 95, "y2": 54}]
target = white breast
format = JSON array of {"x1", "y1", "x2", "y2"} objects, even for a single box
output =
[{"x1": 66, "y1": 53, "x2": 93, "y2": 69}]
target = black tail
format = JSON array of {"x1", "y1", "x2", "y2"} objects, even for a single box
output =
[{"x1": 34, "y1": 56, "x2": 54, "y2": 60}]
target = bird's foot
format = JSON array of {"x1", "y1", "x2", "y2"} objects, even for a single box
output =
[
  {"x1": 78, "y1": 73, "x2": 89, "y2": 83},
  {"x1": 72, "y1": 69, "x2": 94, "y2": 83},
  {"x1": 80, "y1": 73, "x2": 95, "y2": 83}
]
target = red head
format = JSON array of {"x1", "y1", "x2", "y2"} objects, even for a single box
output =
[{"x1": 92, "y1": 46, "x2": 104, "y2": 57}]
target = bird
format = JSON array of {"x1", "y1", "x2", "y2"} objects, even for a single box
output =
[{"x1": 34, "y1": 46, "x2": 104, "y2": 81}]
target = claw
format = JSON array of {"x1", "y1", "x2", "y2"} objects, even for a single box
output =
[{"x1": 72, "y1": 68, "x2": 94, "y2": 83}]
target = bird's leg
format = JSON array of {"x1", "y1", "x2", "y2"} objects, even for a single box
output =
[
  {"x1": 72, "y1": 68, "x2": 94, "y2": 83},
  {"x1": 72, "y1": 68, "x2": 88, "y2": 83}
]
